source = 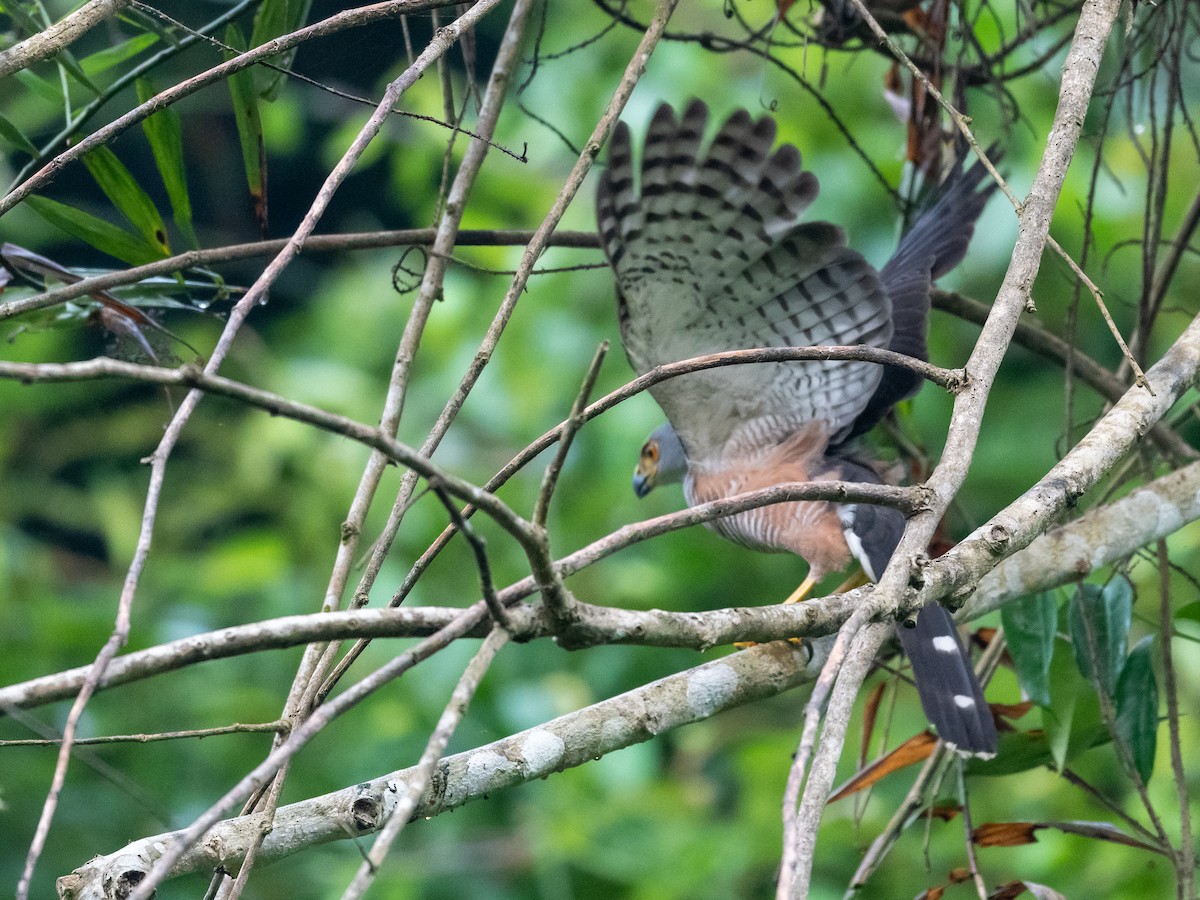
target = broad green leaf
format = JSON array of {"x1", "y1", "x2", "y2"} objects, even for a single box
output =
[
  {"x1": 0, "y1": 112, "x2": 39, "y2": 155},
  {"x1": 81, "y1": 145, "x2": 170, "y2": 256},
  {"x1": 1068, "y1": 580, "x2": 1132, "y2": 697},
  {"x1": 967, "y1": 729, "x2": 1057, "y2": 776},
  {"x1": 136, "y1": 78, "x2": 197, "y2": 249},
  {"x1": 250, "y1": 0, "x2": 313, "y2": 99},
  {"x1": 1175, "y1": 600, "x2": 1200, "y2": 624},
  {"x1": 1115, "y1": 636, "x2": 1158, "y2": 783},
  {"x1": 25, "y1": 195, "x2": 164, "y2": 267},
  {"x1": 1044, "y1": 635, "x2": 1103, "y2": 772},
  {"x1": 225, "y1": 25, "x2": 267, "y2": 232},
  {"x1": 81, "y1": 33, "x2": 158, "y2": 77},
  {"x1": 1001, "y1": 591, "x2": 1058, "y2": 707}
]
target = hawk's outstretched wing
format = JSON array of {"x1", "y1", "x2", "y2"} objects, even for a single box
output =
[{"x1": 596, "y1": 101, "x2": 893, "y2": 465}]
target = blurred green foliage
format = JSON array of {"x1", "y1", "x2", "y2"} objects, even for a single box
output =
[{"x1": 1, "y1": 1, "x2": 1199, "y2": 897}]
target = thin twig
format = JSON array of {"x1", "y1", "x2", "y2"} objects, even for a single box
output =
[
  {"x1": 340, "y1": 627, "x2": 509, "y2": 898},
  {"x1": 786, "y1": 619, "x2": 890, "y2": 899},
  {"x1": 0, "y1": 721, "x2": 286, "y2": 746},
  {"x1": 845, "y1": 0, "x2": 1149, "y2": 387},
  {"x1": 1073, "y1": 582, "x2": 1171, "y2": 846},
  {"x1": 0, "y1": 0, "x2": 457, "y2": 216},
  {"x1": 226, "y1": 0, "x2": 525, "y2": 863},
  {"x1": 428, "y1": 481, "x2": 512, "y2": 632},
  {"x1": 534, "y1": 341, "x2": 609, "y2": 527},
  {"x1": 1058, "y1": 768, "x2": 1163, "y2": 846},
  {"x1": 934, "y1": 289, "x2": 1194, "y2": 461},
  {"x1": 303, "y1": 0, "x2": 537, "y2": 722},
  {"x1": 0, "y1": 229, "x2": 598, "y2": 322},
  {"x1": 956, "y1": 760, "x2": 988, "y2": 899},
  {"x1": 123, "y1": 603, "x2": 492, "y2": 900},
  {"x1": 1157, "y1": 539, "x2": 1196, "y2": 896}
]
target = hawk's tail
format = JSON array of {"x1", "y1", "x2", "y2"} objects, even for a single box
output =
[
  {"x1": 896, "y1": 602, "x2": 998, "y2": 757},
  {"x1": 831, "y1": 456, "x2": 998, "y2": 757}
]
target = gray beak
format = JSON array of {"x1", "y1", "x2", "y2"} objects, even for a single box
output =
[{"x1": 632, "y1": 471, "x2": 652, "y2": 498}]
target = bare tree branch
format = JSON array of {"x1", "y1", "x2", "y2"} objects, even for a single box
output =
[
  {"x1": 0, "y1": 0, "x2": 131, "y2": 80},
  {"x1": 56, "y1": 641, "x2": 815, "y2": 895}
]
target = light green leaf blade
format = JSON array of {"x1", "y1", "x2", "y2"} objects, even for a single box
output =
[
  {"x1": 224, "y1": 25, "x2": 267, "y2": 232},
  {"x1": 0, "y1": 112, "x2": 39, "y2": 155},
  {"x1": 1001, "y1": 591, "x2": 1058, "y2": 707},
  {"x1": 1115, "y1": 635, "x2": 1157, "y2": 783},
  {"x1": 1068, "y1": 580, "x2": 1132, "y2": 697},
  {"x1": 81, "y1": 146, "x2": 171, "y2": 256},
  {"x1": 14, "y1": 67, "x2": 62, "y2": 104},
  {"x1": 136, "y1": 78, "x2": 197, "y2": 249},
  {"x1": 25, "y1": 195, "x2": 164, "y2": 267},
  {"x1": 81, "y1": 33, "x2": 158, "y2": 77},
  {"x1": 1044, "y1": 635, "x2": 1103, "y2": 772},
  {"x1": 250, "y1": 0, "x2": 312, "y2": 99}
]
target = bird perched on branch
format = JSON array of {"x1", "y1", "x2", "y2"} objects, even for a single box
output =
[{"x1": 596, "y1": 100, "x2": 998, "y2": 756}]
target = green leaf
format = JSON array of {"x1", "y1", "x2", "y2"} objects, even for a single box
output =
[
  {"x1": 81, "y1": 145, "x2": 170, "y2": 256},
  {"x1": 136, "y1": 78, "x2": 197, "y2": 249},
  {"x1": 1175, "y1": 601, "x2": 1200, "y2": 624},
  {"x1": 2, "y1": 1, "x2": 46, "y2": 35},
  {"x1": 1002, "y1": 591, "x2": 1058, "y2": 707},
  {"x1": 1044, "y1": 635, "x2": 1103, "y2": 772},
  {"x1": 0, "y1": 112, "x2": 39, "y2": 155},
  {"x1": 25, "y1": 195, "x2": 164, "y2": 267},
  {"x1": 968, "y1": 726, "x2": 1110, "y2": 777},
  {"x1": 224, "y1": 25, "x2": 267, "y2": 231},
  {"x1": 1115, "y1": 635, "x2": 1157, "y2": 783},
  {"x1": 967, "y1": 729, "x2": 1056, "y2": 776},
  {"x1": 14, "y1": 68, "x2": 62, "y2": 104},
  {"x1": 250, "y1": 0, "x2": 313, "y2": 99},
  {"x1": 81, "y1": 33, "x2": 159, "y2": 77},
  {"x1": 56, "y1": 47, "x2": 99, "y2": 95},
  {"x1": 1068, "y1": 580, "x2": 1132, "y2": 697}
]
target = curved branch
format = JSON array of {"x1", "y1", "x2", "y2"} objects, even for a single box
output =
[
  {"x1": 933, "y1": 288, "x2": 1196, "y2": 462},
  {"x1": 52, "y1": 435, "x2": 1200, "y2": 891},
  {"x1": 0, "y1": 230, "x2": 599, "y2": 321},
  {"x1": 9, "y1": 453, "x2": 1200, "y2": 714},
  {"x1": 0, "y1": 0, "x2": 131, "y2": 80},
  {"x1": 56, "y1": 641, "x2": 816, "y2": 893},
  {"x1": 925, "y1": 309, "x2": 1200, "y2": 611}
]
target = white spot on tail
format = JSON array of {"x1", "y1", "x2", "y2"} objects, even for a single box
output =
[
  {"x1": 954, "y1": 694, "x2": 976, "y2": 709},
  {"x1": 932, "y1": 635, "x2": 958, "y2": 654}
]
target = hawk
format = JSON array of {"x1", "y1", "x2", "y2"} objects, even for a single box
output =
[{"x1": 596, "y1": 100, "x2": 998, "y2": 756}]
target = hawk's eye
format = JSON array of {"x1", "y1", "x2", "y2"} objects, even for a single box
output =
[{"x1": 643, "y1": 442, "x2": 659, "y2": 463}]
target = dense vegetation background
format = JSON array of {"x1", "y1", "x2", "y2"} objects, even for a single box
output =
[{"x1": 1, "y1": 0, "x2": 1198, "y2": 897}]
